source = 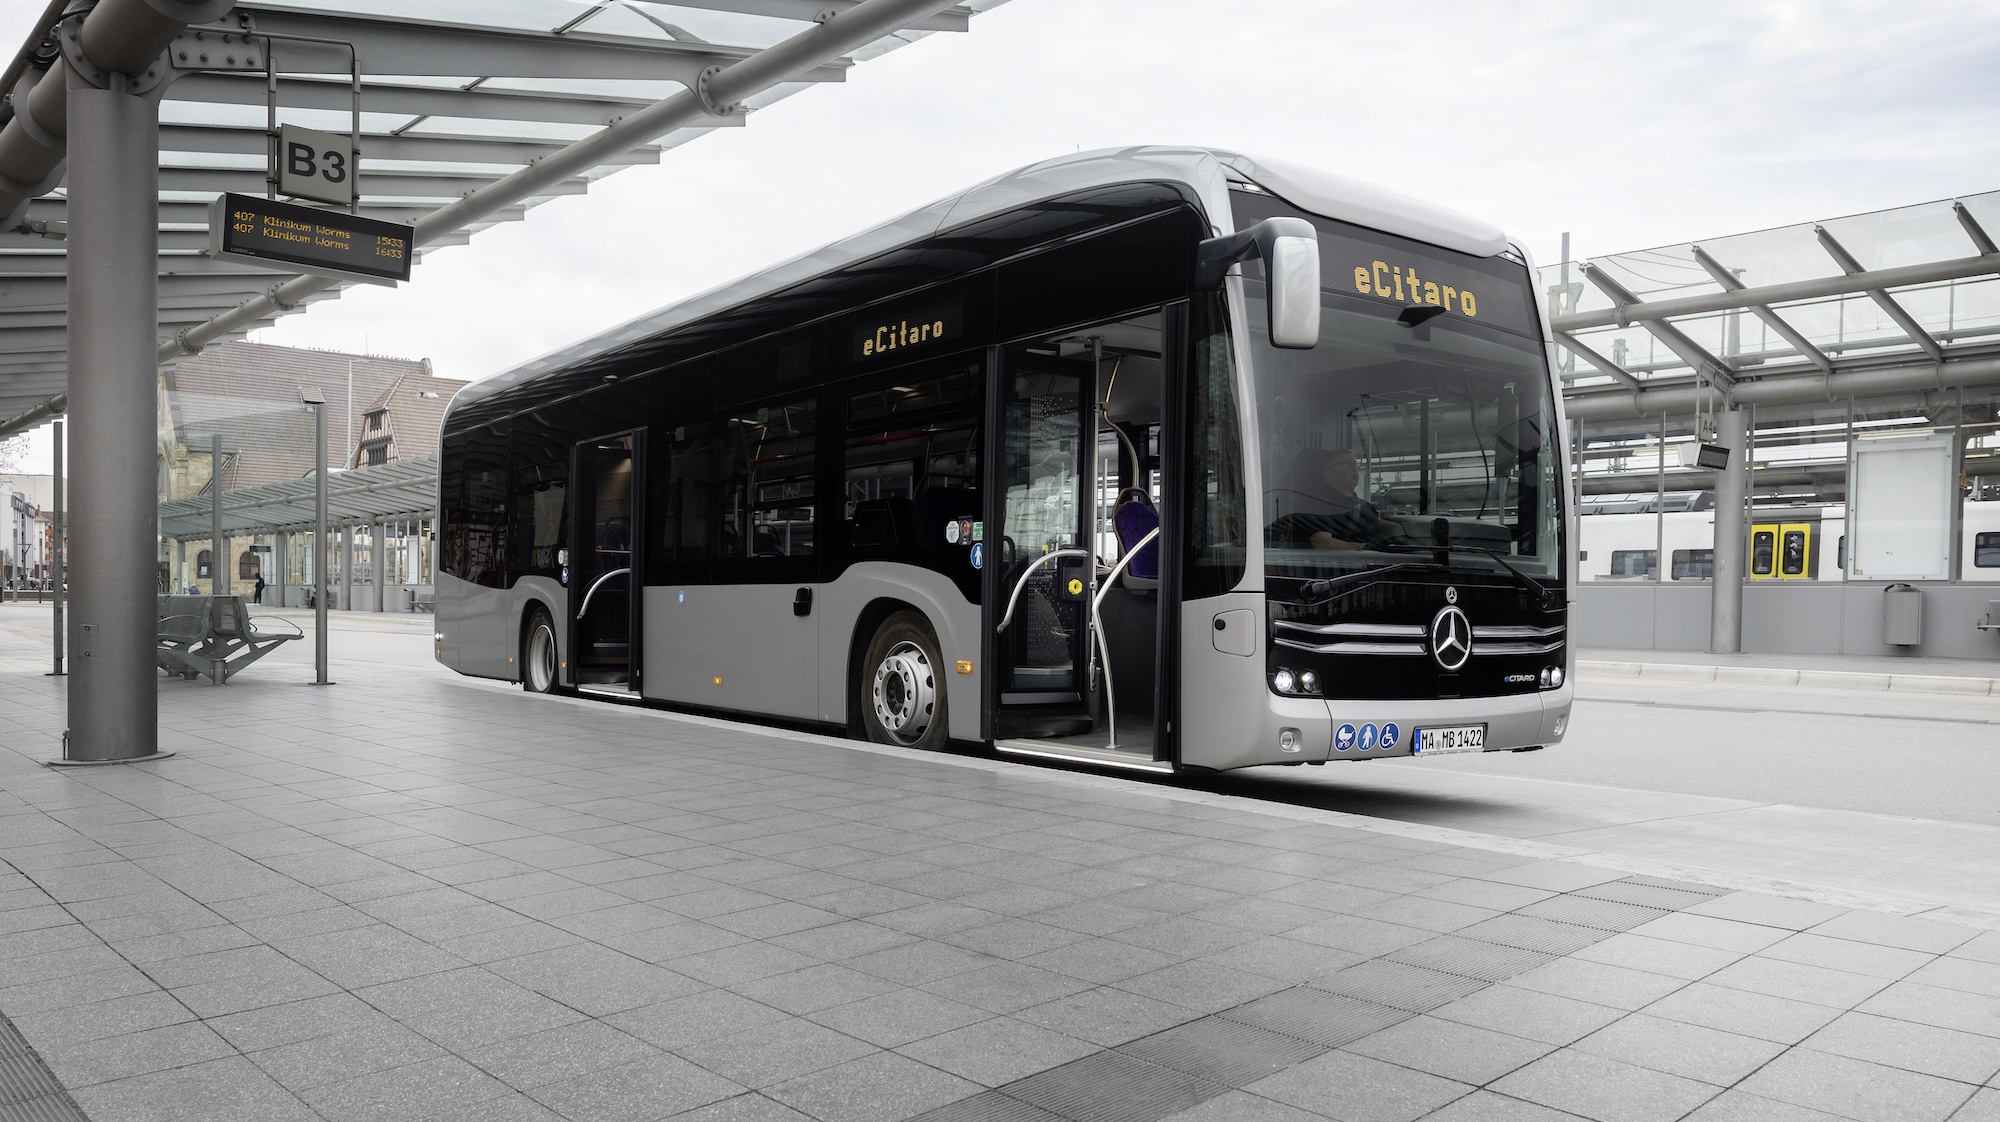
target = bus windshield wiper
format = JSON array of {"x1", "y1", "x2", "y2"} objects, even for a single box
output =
[
  {"x1": 1443, "y1": 545, "x2": 1557, "y2": 609},
  {"x1": 1369, "y1": 539, "x2": 1556, "y2": 609},
  {"x1": 1294, "y1": 560, "x2": 1432, "y2": 604}
]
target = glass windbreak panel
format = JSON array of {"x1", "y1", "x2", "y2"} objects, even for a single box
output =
[{"x1": 1232, "y1": 191, "x2": 1563, "y2": 588}]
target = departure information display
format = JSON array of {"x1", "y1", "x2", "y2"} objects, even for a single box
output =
[{"x1": 210, "y1": 193, "x2": 413, "y2": 284}]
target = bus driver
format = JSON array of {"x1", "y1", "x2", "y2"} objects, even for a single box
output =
[{"x1": 1271, "y1": 447, "x2": 1394, "y2": 551}]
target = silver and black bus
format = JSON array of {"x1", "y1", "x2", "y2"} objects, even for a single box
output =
[{"x1": 436, "y1": 146, "x2": 1573, "y2": 773}]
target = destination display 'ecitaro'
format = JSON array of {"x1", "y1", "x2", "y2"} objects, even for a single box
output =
[{"x1": 210, "y1": 193, "x2": 413, "y2": 285}]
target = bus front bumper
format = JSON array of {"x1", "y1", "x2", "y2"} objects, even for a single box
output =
[{"x1": 1208, "y1": 685, "x2": 1573, "y2": 770}]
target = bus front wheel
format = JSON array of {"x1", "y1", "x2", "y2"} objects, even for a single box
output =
[
  {"x1": 523, "y1": 608, "x2": 559, "y2": 694},
  {"x1": 859, "y1": 611, "x2": 948, "y2": 751}
]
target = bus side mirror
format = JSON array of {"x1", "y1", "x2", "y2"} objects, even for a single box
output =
[{"x1": 1195, "y1": 217, "x2": 1320, "y2": 349}]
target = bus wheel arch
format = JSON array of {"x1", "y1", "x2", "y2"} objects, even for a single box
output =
[
  {"x1": 521, "y1": 602, "x2": 559, "y2": 693},
  {"x1": 852, "y1": 603, "x2": 948, "y2": 751}
]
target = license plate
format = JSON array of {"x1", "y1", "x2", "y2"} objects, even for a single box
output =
[{"x1": 1415, "y1": 725, "x2": 1485, "y2": 755}]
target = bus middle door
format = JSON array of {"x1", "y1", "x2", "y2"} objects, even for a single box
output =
[{"x1": 571, "y1": 431, "x2": 641, "y2": 694}]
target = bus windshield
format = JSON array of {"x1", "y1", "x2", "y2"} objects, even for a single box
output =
[{"x1": 1232, "y1": 189, "x2": 1564, "y2": 588}]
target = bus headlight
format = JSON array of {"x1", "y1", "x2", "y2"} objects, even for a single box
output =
[
  {"x1": 1271, "y1": 667, "x2": 1322, "y2": 697},
  {"x1": 1540, "y1": 666, "x2": 1564, "y2": 689}
]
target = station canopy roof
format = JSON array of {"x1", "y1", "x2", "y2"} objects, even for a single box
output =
[
  {"x1": 158, "y1": 451, "x2": 437, "y2": 536},
  {"x1": 1550, "y1": 190, "x2": 2000, "y2": 420},
  {"x1": 0, "y1": 0, "x2": 1000, "y2": 430}
]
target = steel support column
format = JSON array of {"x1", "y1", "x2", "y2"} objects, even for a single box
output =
[
  {"x1": 340, "y1": 526, "x2": 353, "y2": 611},
  {"x1": 311, "y1": 397, "x2": 328, "y2": 682},
  {"x1": 49, "y1": 417, "x2": 63, "y2": 676},
  {"x1": 61, "y1": 69, "x2": 160, "y2": 761},
  {"x1": 274, "y1": 531, "x2": 287, "y2": 606},
  {"x1": 372, "y1": 522, "x2": 385, "y2": 613},
  {"x1": 210, "y1": 433, "x2": 224, "y2": 596},
  {"x1": 1709, "y1": 405, "x2": 1749, "y2": 654}
]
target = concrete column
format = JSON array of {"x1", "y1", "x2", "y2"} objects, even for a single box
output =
[
  {"x1": 372, "y1": 522, "x2": 385, "y2": 612},
  {"x1": 63, "y1": 68, "x2": 161, "y2": 761},
  {"x1": 1709, "y1": 404, "x2": 1750, "y2": 654},
  {"x1": 341, "y1": 526, "x2": 354, "y2": 611}
]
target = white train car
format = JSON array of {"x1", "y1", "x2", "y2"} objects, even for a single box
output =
[{"x1": 1583, "y1": 500, "x2": 2000, "y2": 582}]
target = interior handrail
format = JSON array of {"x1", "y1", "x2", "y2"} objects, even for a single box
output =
[
  {"x1": 576, "y1": 567, "x2": 631, "y2": 620},
  {"x1": 996, "y1": 549, "x2": 1090, "y2": 632}
]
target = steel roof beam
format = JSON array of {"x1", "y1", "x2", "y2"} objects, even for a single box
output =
[
  {"x1": 234, "y1": 7, "x2": 848, "y2": 84},
  {"x1": 156, "y1": 123, "x2": 668, "y2": 166},
  {"x1": 164, "y1": 0, "x2": 965, "y2": 364},
  {"x1": 1553, "y1": 251, "x2": 2000, "y2": 332},
  {"x1": 157, "y1": 165, "x2": 590, "y2": 199},
  {"x1": 1690, "y1": 244, "x2": 1833, "y2": 374},
  {"x1": 1582, "y1": 262, "x2": 1734, "y2": 388},
  {"x1": 1565, "y1": 351, "x2": 2000, "y2": 421},
  {"x1": 1813, "y1": 225, "x2": 1941, "y2": 361},
  {"x1": 663, "y1": 0, "x2": 971, "y2": 32},
  {"x1": 1552, "y1": 332, "x2": 1641, "y2": 389},
  {"x1": 164, "y1": 71, "x2": 661, "y2": 128},
  {"x1": 1953, "y1": 200, "x2": 1998, "y2": 256}
]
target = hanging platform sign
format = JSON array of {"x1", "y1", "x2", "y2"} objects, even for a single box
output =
[
  {"x1": 276, "y1": 123, "x2": 357, "y2": 207},
  {"x1": 209, "y1": 193, "x2": 413, "y2": 285}
]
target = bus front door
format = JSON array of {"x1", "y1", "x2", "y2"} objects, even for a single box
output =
[
  {"x1": 986, "y1": 318, "x2": 1175, "y2": 768},
  {"x1": 571, "y1": 433, "x2": 640, "y2": 693}
]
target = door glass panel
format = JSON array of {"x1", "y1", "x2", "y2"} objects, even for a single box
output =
[
  {"x1": 574, "y1": 435, "x2": 635, "y2": 688},
  {"x1": 1000, "y1": 355, "x2": 1089, "y2": 708},
  {"x1": 1781, "y1": 529, "x2": 1807, "y2": 576}
]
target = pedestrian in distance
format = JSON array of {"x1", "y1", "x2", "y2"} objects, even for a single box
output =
[{"x1": 253, "y1": 573, "x2": 266, "y2": 604}]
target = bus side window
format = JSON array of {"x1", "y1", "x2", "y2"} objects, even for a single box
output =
[
  {"x1": 1187, "y1": 292, "x2": 1247, "y2": 598},
  {"x1": 651, "y1": 420, "x2": 718, "y2": 583},
  {"x1": 720, "y1": 396, "x2": 818, "y2": 563},
  {"x1": 842, "y1": 362, "x2": 982, "y2": 592}
]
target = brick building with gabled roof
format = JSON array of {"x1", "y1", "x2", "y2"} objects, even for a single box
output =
[
  {"x1": 159, "y1": 342, "x2": 467, "y2": 500},
  {"x1": 349, "y1": 373, "x2": 455, "y2": 469}
]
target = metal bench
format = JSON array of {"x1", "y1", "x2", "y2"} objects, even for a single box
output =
[{"x1": 156, "y1": 594, "x2": 302, "y2": 685}]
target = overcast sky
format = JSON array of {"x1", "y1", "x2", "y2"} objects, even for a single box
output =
[{"x1": 6, "y1": 0, "x2": 2000, "y2": 469}]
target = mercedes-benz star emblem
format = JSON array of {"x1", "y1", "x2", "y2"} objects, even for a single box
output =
[
  {"x1": 1430, "y1": 605, "x2": 1472, "y2": 671},
  {"x1": 1445, "y1": 586, "x2": 1458, "y2": 605}
]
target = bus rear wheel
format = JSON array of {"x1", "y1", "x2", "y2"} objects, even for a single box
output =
[
  {"x1": 859, "y1": 611, "x2": 948, "y2": 751},
  {"x1": 523, "y1": 608, "x2": 559, "y2": 694}
]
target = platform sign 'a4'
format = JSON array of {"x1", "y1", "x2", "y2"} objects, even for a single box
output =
[{"x1": 276, "y1": 124, "x2": 356, "y2": 207}]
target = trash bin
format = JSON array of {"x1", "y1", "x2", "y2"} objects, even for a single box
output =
[{"x1": 1883, "y1": 582, "x2": 1923, "y2": 646}]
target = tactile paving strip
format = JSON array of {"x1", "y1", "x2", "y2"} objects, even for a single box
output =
[{"x1": 0, "y1": 1015, "x2": 89, "y2": 1122}]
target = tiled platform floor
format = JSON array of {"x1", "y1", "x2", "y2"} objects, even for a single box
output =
[{"x1": 3, "y1": 642, "x2": 1999, "y2": 1121}]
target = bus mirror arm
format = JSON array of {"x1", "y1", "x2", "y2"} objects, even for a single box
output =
[{"x1": 1194, "y1": 217, "x2": 1320, "y2": 348}]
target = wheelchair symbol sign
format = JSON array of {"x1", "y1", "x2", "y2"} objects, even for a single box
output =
[{"x1": 1380, "y1": 722, "x2": 1401, "y2": 751}]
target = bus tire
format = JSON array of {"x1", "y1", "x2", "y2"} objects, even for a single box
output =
[
  {"x1": 858, "y1": 611, "x2": 948, "y2": 751},
  {"x1": 523, "y1": 607, "x2": 559, "y2": 694}
]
